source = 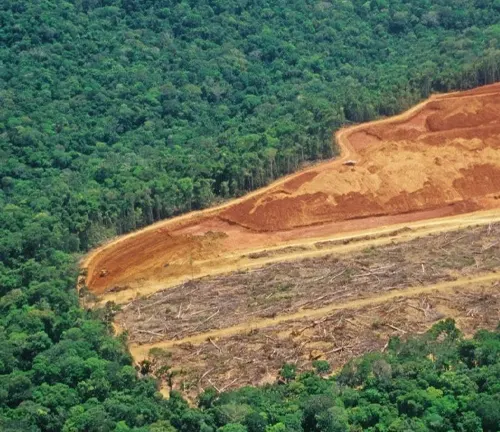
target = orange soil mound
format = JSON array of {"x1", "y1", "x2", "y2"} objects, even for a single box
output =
[{"x1": 84, "y1": 84, "x2": 500, "y2": 295}]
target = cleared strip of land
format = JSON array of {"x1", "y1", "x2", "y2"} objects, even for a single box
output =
[
  {"x1": 95, "y1": 209, "x2": 500, "y2": 304},
  {"x1": 119, "y1": 223, "x2": 500, "y2": 344},
  {"x1": 131, "y1": 279, "x2": 500, "y2": 399},
  {"x1": 129, "y1": 272, "x2": 500, "y2": 357},
  {"x1": 112, "y1": 222, "x2": 500, "y2": 399}
]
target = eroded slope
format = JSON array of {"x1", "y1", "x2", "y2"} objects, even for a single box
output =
[{"x1": 220, "y1": 89, "x2": 500, "y2": 231}]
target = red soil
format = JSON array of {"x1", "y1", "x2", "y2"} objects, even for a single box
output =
[
  {"x1": 84, "y1": 83, "x2": 500, "y2": 295},
  {"x1": 282, "y1": 171, "x2": 319, "y2": 190}
]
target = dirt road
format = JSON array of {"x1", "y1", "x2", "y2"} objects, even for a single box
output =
[{"x1": 97, "y1": 208, "x2": 500, "y2": 304}]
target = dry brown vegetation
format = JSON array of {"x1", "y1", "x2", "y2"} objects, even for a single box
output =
[
  {"x1": 109, "y1": 224, "x2": 500, "y2": 400},
  {"x1": 135, "y1": 284, "x2": 500, "y2": 400}
]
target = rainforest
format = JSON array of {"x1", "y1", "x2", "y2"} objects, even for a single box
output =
[{"x1": 2, "y1": 0, "x2": 500, "y2": 431}]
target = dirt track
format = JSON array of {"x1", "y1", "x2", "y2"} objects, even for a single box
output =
[
  {"x1": 90, "y1": 209, "x2": 500, "y2": 304},
  {"x1": 83, "y1": 83, "x2": 500, "y2": 302}
]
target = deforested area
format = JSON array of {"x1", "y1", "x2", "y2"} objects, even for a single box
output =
[
  {"x1": 117, "y1": 223, "x2": 500, "y2": 344},
  {"x1": 135, "y1": 284, "x2": 500, "y2": 401},
  {"x1": 86, "y1": 83, "x2": 500, "y2": 300},
  {"x1": 5, "y1": 0, "x2": 500, "y2": 430}
]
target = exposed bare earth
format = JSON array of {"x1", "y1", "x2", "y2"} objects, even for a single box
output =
[
  {"x1": 109, "y1": 223, "x2": 500, "y2": 397},
  {"x1": 83, "y1": 83, "x2": 500, "y2": 301},
  {"x1": 119, "y1": 224, "x2": 500, "y2": 345},
  {"x1": 81, "y1": 84, "x2": 500, "y2": 399}
]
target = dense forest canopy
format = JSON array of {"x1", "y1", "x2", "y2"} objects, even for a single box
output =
[
  {"x1": 4, "y1": 0, "x2": 500, "y2": 251},
  {"x1": 2, "y1": 0, "x2": 500, "y2": 430}
]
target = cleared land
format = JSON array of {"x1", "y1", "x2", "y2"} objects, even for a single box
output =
[
  {"x1": 83, "y1": 83, "x2": 500, "y2": 302},
  {"x1": 80, "y1": 84, "x2": 500, "y2": 399},
  {"x1": 137, "y1": 284, "x2": 500, "y2": 398},
  {"x1": 119, "y1": 223, "x2": 500, "y2": 345},
  {"x1": 118, "y1": 222, "x2": 500, "y2": 399}
]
